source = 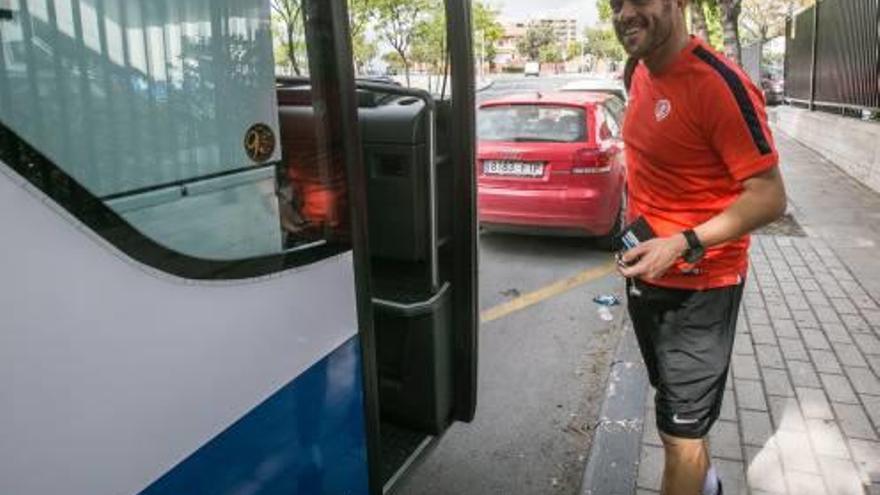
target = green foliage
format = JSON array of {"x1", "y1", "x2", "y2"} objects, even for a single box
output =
[
  {"x1": 349, "y1": 0, "x2": 378, "y2": 73},
  {"x1": 517, "y1": 24, "x2": 556, "y2": 61},
  {"x1": 374, "y1": 0, "x2": 430, "y2": 83},
  {"x1": 597, "y1": 0, "x2": 614, "y2": 23},
  {"x1": 271, "y1": 0, "x2": 306, "y2": 75},
  {"x1": 411, "y1": 4, "x2": 446, "y2": 70},
  {"x1": 582, "y1": 26, "x2": 626, "y2": 63},
  {"x1": 703, "y1": 0, "x2": 725, "y2": 50},
  {"x1": 473, "y1": 1, "x2": 504, "y2": 64},
  {"x1": 539, "y1": 44, "x2": 563, "y2": 64}
]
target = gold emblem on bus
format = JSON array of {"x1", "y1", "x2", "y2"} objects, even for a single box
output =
[{"x1": 244, "y1": 123, "x2": 275, "y2": 163}]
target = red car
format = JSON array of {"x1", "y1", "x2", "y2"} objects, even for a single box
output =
[{"x1": 477, "y1": 92, "x2": 627, "y2": 248}]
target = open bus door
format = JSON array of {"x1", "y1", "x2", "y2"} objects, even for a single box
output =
[
  {"x1": 0, "y1": 0, "x2": 474, "y2": 493},
  {"x1": 289, "y1": 1, "x2": 478, "y2": 491}
]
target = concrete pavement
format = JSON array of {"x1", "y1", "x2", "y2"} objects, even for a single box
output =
[{"x1": 589, "y1": 125, "x2": 880, "y2": 495}]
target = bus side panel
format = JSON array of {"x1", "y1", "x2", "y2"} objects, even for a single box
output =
[
  {"x1": 139, "y1": 336, "x2": 370, "y2": 495},
  {"x1": 0, "y1": 163, "x2": 369, "y2": 495}
]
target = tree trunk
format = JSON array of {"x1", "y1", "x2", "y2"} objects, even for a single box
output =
[
  {"x1": 690, "y1": 0, "x2": 710, "y2": 41},
  {"x1": 286, "y1": 22, "x2": 301, "y2": 75},
  {"x1": 718, "y1": 0, "x2": 742, "y2": 64}
]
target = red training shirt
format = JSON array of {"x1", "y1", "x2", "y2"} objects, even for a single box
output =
[{"x1": 623, "y1": 37, "x2": 779, "y2": 290}]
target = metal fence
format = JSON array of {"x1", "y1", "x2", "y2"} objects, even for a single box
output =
[{"x1": 784, "y1": 0, "x2": 879, "y2": 112}]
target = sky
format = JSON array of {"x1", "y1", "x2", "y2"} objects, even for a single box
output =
[{"x1": 487, "y1": 0, "x2": 601, "y2": 30}]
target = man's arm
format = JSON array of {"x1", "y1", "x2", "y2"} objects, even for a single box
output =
[{"x1": 619, "y1": 166, "x2": 786, "y2": 280}]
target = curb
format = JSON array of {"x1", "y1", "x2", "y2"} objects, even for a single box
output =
[{"x1": 579, "y1": 317, "x2": 650, "y2": 495}]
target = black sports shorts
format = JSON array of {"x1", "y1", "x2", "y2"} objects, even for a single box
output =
[{"x1": 627, "y1": 278, "x2": 744, "y2": 439}]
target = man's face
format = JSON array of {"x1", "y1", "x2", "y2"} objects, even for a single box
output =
[{"x1": 611, "y1": 0, "x2": 680, "y2": 58}]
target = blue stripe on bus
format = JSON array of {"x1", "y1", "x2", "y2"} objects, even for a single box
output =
[{"x1": 138, "y1": 336, "x2": 370, "y2": 495}]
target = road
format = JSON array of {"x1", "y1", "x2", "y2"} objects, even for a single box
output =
[{"x1": 396, "y1": 74, "x2": 627, "y2": 495}]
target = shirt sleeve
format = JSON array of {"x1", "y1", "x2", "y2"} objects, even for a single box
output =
[{"x1": 704, "y1": 65, "x2": 779, "y2": 182}]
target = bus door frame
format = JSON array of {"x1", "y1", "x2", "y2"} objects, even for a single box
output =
[{"x1": 302, "y1": 1, "x2": 477, "y2": 492}]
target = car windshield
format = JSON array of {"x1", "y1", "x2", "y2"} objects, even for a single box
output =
[{"x1": 478, "y1": 105, "x2": 587, "y2": 143}]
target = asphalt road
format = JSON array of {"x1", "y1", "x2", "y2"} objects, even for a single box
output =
[{"x1": 396, "y1": 74, "x2": 627, "y2": 495}]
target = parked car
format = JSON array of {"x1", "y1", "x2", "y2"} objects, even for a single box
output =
[
  {"x1": 476, "y1": 92, "x2": 627, "y2": 249},
  {"x1": 559, "y1": 78, "x2": 628, "y2": 103},
  {"x1": 761, "y1": 76, "x2": 784, "y2": 106},
  {"x1": 524, "y1": 61, "x2": 540, "y2": 77}
]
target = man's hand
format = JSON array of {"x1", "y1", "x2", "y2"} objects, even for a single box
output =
[{"x1": 619, "y1": 234, "x2": 688, "y2": 280}]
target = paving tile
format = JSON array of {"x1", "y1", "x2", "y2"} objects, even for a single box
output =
[
  {"x1": 734, "y1": 333, "x2": 756, "y2": 356},
  {"x1": 862, "y1": 395, "x2": 880, "y2": 431},
  {"x1": 773, "y1": 319, "x2": 801, "y2": 339},
  {"x1": 862, "y1": 309, "x2": 880, "y2": 327},
  {"x1": 832, "y1": 342, "x2": 869, "y2": 368},
  {"x1": 741, "y1": 410, "x2": 774, "y2": 447},
  {"x1": 811, "y1": 349, "x2": 844, "y2": 374},
  {"x1": 799, "y1": 278, "x2": 821, "y2": 292},
  {"x1": 845, "y1": 367, "x2": 880, "y2": 395},
  {"x1": 776, "y1": 429, "x2": 820, "y2": 474},
  {"x1": 780, "y1": 337, "x2": 811, "y2": 361},
  {"x1": 831, "y1": 298, "x2": 860, "y2": 315},
  {"x1": 815, "y1": 307, "x2": 844, "y2": 325},
  {"x1": 747, "y1": 445, "x2": 788, "y2": 494},
  {"x1": 750, "y1": 307, "x2": 773, "y2": 327},
  {"x1": 793, "y1": 310, "x2": 821, "y2": 329},
  {"x1": 806, "y1": 291, "x2": 833, "y2": 308},
  {"x1": 820, "y1": 374, "x2": 860, "y2": 404},
  {"x1": 769, "y1": 396, "x2": 807, "y2": 432},
  {"x1": 753, "y1": 324, "x2": 778, "y2": 345},
  {"x1": 710, "y1": 420, "x2": 743, "y2": 460},
  {"x1": 868, "y1": 354, "x2": 880, "y2": 379},
  {"x1": 785, "y1": 470, "x2": 828, "y2": 495},
  {"x1": 797, "y1": 387, "x2": 834, "y2": 420},
  {"x1": 769, "y1": 305, "x2": 794, "y2": 321},
  {"x1": 713, "y1": 458, "x2": 748, "y2": 495},
  {"x1": 736, "y1": 379, "x2": 768, "y2": 411},
  {"x1": 733, "y1": 354, "x2": 762, "y2": 381},
  {"x1": 788, "y1": 360, "x2": 822, "y2": 388},
  {"x1": 807, "y1": 419, "x2": 850, "y2": 459},
  {"x1": 720, "y1": 389, "x2": 738, "y2": 422},
  {"x1": 823, "y1": 323, "x2": 855, "y2": 344},
  {"x1": 763, "y1": 368, "x2": 796, "y2": 397},
  {"x1": 802, "y1": 329, "x2": 833, "y2": 350},
  {"x1": 637, "y1": 444, "x2": 664, "y2": 491},
  {"x1": 831, "y1": 402, "x2": 878, "y2": 441},
  {"x1": 848, "y1": 439, "x2": 880, "y2": 485},
  {"x1": 842, "y1": 314, "x2": 873, "y2": 334},
  {"x1": 757, "y1": 344, "x2": 787, "y2": 369},
  {"x1": 853, "y1": 334, "x2": 880, "y2": 355},
  {"x1": 817, "y1": 456, "x2": 864, "y2": 495}
]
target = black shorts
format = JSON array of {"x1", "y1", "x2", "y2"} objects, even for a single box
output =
[{"x1": 627, "y1": 278, "x2": 744, "y2": 439}]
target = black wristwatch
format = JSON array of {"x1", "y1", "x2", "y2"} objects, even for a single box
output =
[{"x1": 682, "y1": 229, "x2": 705, "y2": 264}]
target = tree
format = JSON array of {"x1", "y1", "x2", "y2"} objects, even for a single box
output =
[
  {"x1": 690, "y1": 0, "x2": 710, "y2": 41},
  {"x1": 583, "y1": 26, "x2": 626, "y2": 63},
  {"x1": 410, "y1": 4, "x2": 447, "y2": 92},
  {"x1": 271, "y1": 0, "x2": 305, "y2": 75},
  {"x1": 740, "y1": 0, "x2": 811, "y2": 45},
  {"x1": 375, "y1": 0, "x2": 429, "y2": 86},
  {"x1": 349, "y1": 0, "x2": 378, "y2": 74},
  {"x1": 717, "y1": 0, "x2": 743, "y2": 63},
  {"x1": 517, "y1": 24, "x2": 556, "y2": 62},
  {"x1": 539, "y1": 44, "x2": 563, "y2": 64},
  {"x1": 473, "y1": 1, "x2": 504, "y2": 67}
]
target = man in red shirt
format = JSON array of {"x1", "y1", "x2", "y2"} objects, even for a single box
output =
[{"x1": 612, "y1": 0, "x2": 787, "y2": 494}]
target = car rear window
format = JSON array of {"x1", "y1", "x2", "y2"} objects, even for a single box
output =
[{"x1": 478, "y1": 105, "x2": 587, "y2": 143}]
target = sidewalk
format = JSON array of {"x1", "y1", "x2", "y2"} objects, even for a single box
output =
[{"x1": 628, "y1": 128, "x2": 880, "y2": 495}]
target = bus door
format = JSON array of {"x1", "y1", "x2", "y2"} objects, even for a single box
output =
[{"x1": 279, "y1": 0, "x2": 478, "y2": 491}]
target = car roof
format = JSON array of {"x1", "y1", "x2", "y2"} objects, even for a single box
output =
[{"x1": 479, "y1": 91, "x2": 614, "y2": 108}]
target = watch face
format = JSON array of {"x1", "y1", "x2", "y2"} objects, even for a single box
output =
[{"x1": 685, "y1": 247, "x2": 705, "y2": 264}]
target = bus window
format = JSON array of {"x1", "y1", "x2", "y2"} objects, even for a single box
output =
[{"x1": 0, "y1": 0, "x2": 347, "y2": 275}]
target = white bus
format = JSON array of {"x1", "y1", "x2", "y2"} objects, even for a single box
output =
[{"x1": 0, "y1": 0, "x2": 478, "y2": 493}]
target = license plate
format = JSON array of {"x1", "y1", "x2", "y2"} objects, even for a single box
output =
[{"x1": 483, "y1": 160, "x2": 544, "y2": 177}]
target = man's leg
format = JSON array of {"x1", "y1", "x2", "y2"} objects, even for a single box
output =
[{"x1": 659, "y1": 433, "x2": 710, "y2": 495}]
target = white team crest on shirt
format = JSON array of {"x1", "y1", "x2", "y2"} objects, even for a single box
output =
[{"x1": 655, "y1": 99, "x2": 672, "y2": 122}]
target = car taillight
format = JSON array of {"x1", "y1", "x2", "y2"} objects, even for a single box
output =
[{"x1": 571, "y1": 149, "x2": 612, "y2": 174}]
